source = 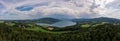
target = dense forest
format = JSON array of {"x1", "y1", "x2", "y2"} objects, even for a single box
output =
[{"x1": 0, "y1": 22, "x2": 120, "y2": 41}]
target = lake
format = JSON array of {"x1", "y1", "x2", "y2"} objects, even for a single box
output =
[{"x1": 36, "y1": 21, "x2": 76, "y2": 28}]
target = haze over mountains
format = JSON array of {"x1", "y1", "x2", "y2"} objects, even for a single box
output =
[
  {"x1": 2, "y1": 17, "x2": 120, "y2": 25},
  {"x1": 0, "y1": 0, "x2": 120, "y2": 20}
]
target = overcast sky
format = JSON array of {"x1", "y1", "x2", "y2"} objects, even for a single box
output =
[{"x1": 0, "y1": 0, "x2": 120, "y2": 20}]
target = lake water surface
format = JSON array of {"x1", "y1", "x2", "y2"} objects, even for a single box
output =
[{"x1": 36, "y1": 21, "x2": 76, "y2": 28}]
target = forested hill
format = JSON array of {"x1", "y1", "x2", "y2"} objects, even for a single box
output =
[
  {"x1": 0, "y1": 22, "x2": 120, "y2": 41},
  {"x1": 72, "y1": 17, "x2": 120, "y2": 23},
  {"x1": 2, "y1": 18, "x2": 61, "y2": 24}
]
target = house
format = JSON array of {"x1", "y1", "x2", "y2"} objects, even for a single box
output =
[{"x1": 47, "y1": 27, "x2": 54, "y2": 30}]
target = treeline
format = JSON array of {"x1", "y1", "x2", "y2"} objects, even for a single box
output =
[{"x1": 0, "y1": 23, "x2": 120, "y2": 41}]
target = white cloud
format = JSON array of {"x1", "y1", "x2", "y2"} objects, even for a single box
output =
[{"x1": 0, "y1": 0, "x2": 119, "y2": 20}]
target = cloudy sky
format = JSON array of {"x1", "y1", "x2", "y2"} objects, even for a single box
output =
[{"x1": 0, "y1": 0, "x2": 120, "y2": 20}]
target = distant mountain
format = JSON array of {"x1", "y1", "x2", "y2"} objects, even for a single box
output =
[
  {"x1": 33, "y1": 18, "x2": 61, "y2": 24},
  {"x1": 3, "y1": 18, "x2": 61, "y2": 24},
  {"x1": 72, "y1": 17, "x2": 120, "y2": 23},
  {"x1": 3, "y1": 17, "x2": 120, "y2": 24}
]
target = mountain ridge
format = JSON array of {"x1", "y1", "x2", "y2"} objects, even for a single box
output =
[
  {"x1": 72, "y1": 17, "x2": 120, "y2": 23},
  {"x1": 1, "y1": 17, "x2": 120, "y2": 24}
]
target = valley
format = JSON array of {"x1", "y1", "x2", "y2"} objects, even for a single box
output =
[
  {"x1": 1, "y1": 17, "x2": 120, "y2": 41},
  {"x1": 0, "y1": 0, "x2": 120, "y2": 41}
]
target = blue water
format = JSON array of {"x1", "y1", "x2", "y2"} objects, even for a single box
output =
[
  {"x1": 36, "y1": 21, "x2": 76, "y2": 28},
  {"x1": 51, "y1": 21, "x2": 76, "y2": 27},
  {"x1": 36, "y1": 23, "x2": 51, "y2": 26}
]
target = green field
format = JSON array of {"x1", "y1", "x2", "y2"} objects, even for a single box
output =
[
  {"x1": 24, "y1": 26, "x2": 68, "y2": 34},
  {"x1": 0, "y1": 21, "x2": 4, "y2": 23}
]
